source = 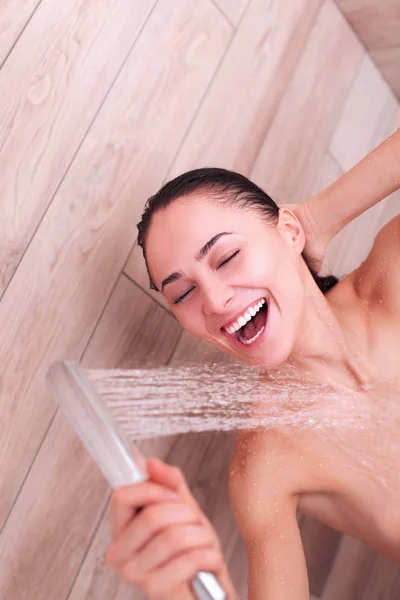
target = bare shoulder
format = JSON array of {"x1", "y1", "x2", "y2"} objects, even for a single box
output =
[
  {"x1": 228, "y1": 428, "x2": 314, "y2": 540},
  {"x1": 352, "y1": 214, "x2": 400, "y2": 313}
]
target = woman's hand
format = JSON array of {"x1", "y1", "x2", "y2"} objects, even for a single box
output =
[
  {"x1": 280, "y1": 202, "x2": 330, "y2": 273},
  {"x1": 106, "y1": 457, "x2": 235, "y2": 599}
]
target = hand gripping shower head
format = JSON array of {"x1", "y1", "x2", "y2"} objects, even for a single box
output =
[{"x1": 46, "y1": 361, "x2": 227, "y2": 600}]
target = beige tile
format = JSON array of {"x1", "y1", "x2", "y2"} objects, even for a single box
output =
[
  {"x1": 0, "y1": 276, "x2": 182, "y2": 598},
  {"x1": 327, "y1": 57, "x2": 399, "y2": 276},
  {"x1": 251, "y1": 0, "x2": 363, "y2": 205},
  {"x1": 334, "y1": 0, "x2": 400, "y2": 101},
  {"x1": 124, "y1": 243, "x2": 171, "y2": 312},
  {"x1": 311, "y1": 152, "x2": 343, "y2": 197},
  {"x1": 0, "y1": 0, "x2": 230, "y2": 533},
  {"x1": 213, "y1": 0, "x2": 250, "y2": 26},
  {"x1": 329, "y1": 54, "x2": 398, "y2": 172},
  {"x1": 322, "y1": 535, "x2": 400, "y2": 599},
  {"x1": 0, "y1": 0, "x2": 39, "y2": 65},
  {"x1": 371, "y1": 46, "x2": 400, "y2": 100},
  {"x1": 168, "y1": 0, "x2": 324, "y2": 179},
  {"x1": 334, "y1": 0, "x2": 400, "y2": 50},
  {"x1": 0, "y1": 0, "x2": 158, "y2": 295}
]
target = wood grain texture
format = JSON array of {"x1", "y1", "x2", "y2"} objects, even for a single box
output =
[
  {"x1": 0, "y1": 0, "x2": 161, "y2": 296},
  {"x1": 335, "y1": 0, "x2": 400, "y2": 99},
  {"x1": 168, "y1": 0, "x2": 324, "y2": 179},
  {"x1": 329, "y1": 55, "x2": 397, "y2": 172},
  {"x1": 67, "y1": 276, "x2": 182, "y2": 600},
  {"x1": 213, "y1": 0, "x2": 250, "y2": 26},
  {"x1": 0, "y1": 276, "x2": 182, "y2": 598},
  {"x1": 328, "y1": 55, "x2": 399, "y2": 276},
  {"x1": 251, "y1": 0, "x2": 364, "y2": 205},
  {"x1": 0, "y1": 0, "x2": 230, "y2": 535},
  {"x1": 124, "y1": 243, "x2": 171, "y2": 313},
  {"x1": 322, "y1": 535, "x2": 400, "y2": 599},
  {"x1": 0, "y1": 0, "x2": 39, "y2": 66}
]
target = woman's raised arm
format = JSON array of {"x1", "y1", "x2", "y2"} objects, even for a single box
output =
[{"x1": 306, "y1": 127, "x2": 400, "y2": 247}]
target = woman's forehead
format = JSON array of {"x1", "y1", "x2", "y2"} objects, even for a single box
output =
[{"x1": 148, "y1": 195, "x2": 257, "y2": 239}]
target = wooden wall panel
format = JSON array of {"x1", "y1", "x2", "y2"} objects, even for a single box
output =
[
  {"x1": 335, "y1": 0, "x2": 400, "y2": 99},
  {"x1": 251, "y1": 0, "x2": 363, "y2": 204},
  {"x1": 0, "y1": 0, "x2": 39, "y2": 66},
  {"x1": 168, "y1": 0, "x2": 324, "y2": 178},
  {"x1": 0, "y1": 0, "x2": 230, "y2": 538},
  {"x1": 0, "y1": 0, "x2": 158, "y2": 295}
]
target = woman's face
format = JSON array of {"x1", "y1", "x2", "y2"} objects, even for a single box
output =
[{"x1": 146, "y1": 194, "x2": 307, "y2": 368}]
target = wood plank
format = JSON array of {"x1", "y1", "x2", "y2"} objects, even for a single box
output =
[
  {"x1": 251, "y1": 0, "x2": 364, "y2": 205},
  {"x1": 322, "y1": 535, "x2": 400, "y2": 599},
  {"x1": 124, "y1": 242, "x2": 171, "y2": 313},
  {"x1": 168, "y1": 0, "x2": 324, "y2": 179},
  {"x1": 335, "y1": 0, "x2": 400, "y2": 50},
  {"x1": 0, "y1": 277, "x2": 182, "y2": 599},
  {"x1": 213, "y1": 0, "x2": 250, "y2": 27},
  {"x1": 0, "y1": 0, "x2": 230, "y2": 534},
  {"x1": 328, "y1": 54, "x2": 398, "y2": 276},
  {"x1": 0, "y1": 0, "x2": 158, "y2": 295},
  {"x1": 329, "y1": 54, "x2": 397, "y2": 172},
  {"x1": 0, "y1": 0, "x2": 39, "y2": 66},
  {"x1": 370, "y1": 46, "x2": 400, "y2": 100},
  {"x1": 335, "y1": 0, "x2": 400, "y2": 100}
]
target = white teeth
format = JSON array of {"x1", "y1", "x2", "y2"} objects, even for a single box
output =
[{"x1": 224, "y1": 298, "x2": 266, "y2": 334}]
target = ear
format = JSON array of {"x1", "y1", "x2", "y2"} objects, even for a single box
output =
[{"x1": 277, "y1": 207, "x2": 305, "y2": 255}]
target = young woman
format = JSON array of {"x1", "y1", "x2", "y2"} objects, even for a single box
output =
[{"x1": 105, "y1": 128, "x2": 400, "y2": 599}]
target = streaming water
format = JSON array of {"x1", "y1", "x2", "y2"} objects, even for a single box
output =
[{"x1": 86, "y1": 363, "x2": 369, "y2": 440}]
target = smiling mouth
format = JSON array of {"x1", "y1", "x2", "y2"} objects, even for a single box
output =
[{"x1": 222, "y1": 298, "x2": 268, "y2": 346}]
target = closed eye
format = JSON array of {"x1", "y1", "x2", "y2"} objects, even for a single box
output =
[
  {"x1": 173, "y1": 250, "x2": 240, "y2": 305},
  {"x1": 217, "y1": 249, "x2": 240, "y2": 269},
  {"x1": 173, "y1": 286, "x2": 195, "y2": 305}
]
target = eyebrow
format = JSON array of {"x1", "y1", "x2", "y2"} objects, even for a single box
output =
[{"x1": 161, "y1": 232, "x2": 234, "y2": 291}]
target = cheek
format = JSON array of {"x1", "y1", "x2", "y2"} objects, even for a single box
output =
[{"x1": 175, "y1": 309, "x2": 204, "y2": 337}]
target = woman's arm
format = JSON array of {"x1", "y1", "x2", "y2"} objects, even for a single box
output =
[
  {"x1": 245, "y1": 499, "x2": 309, "y2": 600},
  {"x1": 307, "y1": 127, "x2": 400, "y2": 243},
  {"x1": 229, "y1": 432, "x2": 311, "y2": 599}
]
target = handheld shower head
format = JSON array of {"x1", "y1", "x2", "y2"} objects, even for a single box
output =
[{"x1": 46, "y1": 361, "x2": 227, "y2": 600}]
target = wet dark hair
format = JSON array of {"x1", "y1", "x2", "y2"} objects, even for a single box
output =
[{"x1": 137, "y1": 167, "x2": 338, "y2": 294}]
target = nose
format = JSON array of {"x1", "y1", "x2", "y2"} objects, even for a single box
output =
[{"x1": 202, "y1": 279, "x2": 234, "y2": 316}]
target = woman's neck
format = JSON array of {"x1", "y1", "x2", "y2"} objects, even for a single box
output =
[{"x1": 287, "y1": 276, "x2": 370, "y2": 393}]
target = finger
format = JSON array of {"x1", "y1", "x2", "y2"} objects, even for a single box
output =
[
  {"x1": 111, "y1": 483, "x2": 179, "y2": 539},
  {"x1": 122, "y1": 547, "x2": 224, "y2": 598},
  {"x1": 131, "y1": 524, "x2": 214, "y2": 574},
  {"x1": 146, "y1": 458, "x2": 199, "y2": 508},
  {"x1": 107, "y1": 501, "x2": 199, "y2": 567}
]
